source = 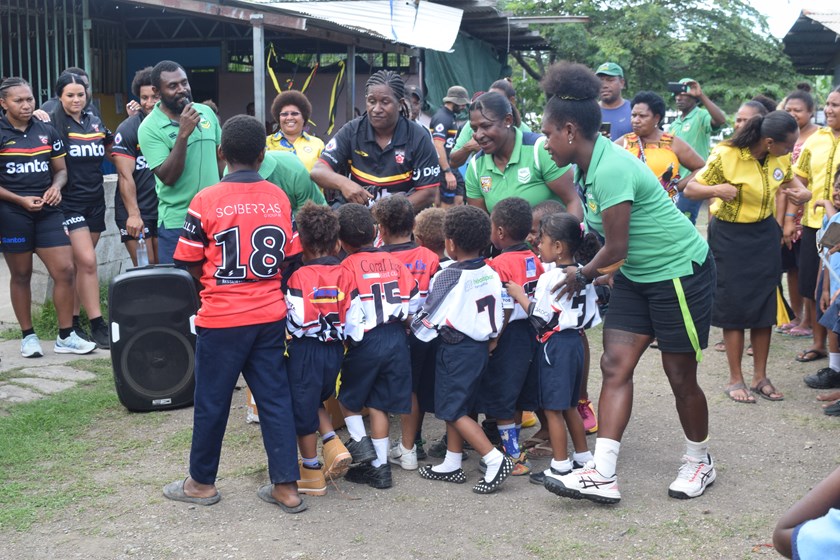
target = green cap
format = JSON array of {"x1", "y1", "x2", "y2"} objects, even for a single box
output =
[
  {"x1": 595, "y1": 62, "x2": 624, "y2": 77},
  {"x1": 679, "y1": 77, "x2": 696, "y2": 84}
]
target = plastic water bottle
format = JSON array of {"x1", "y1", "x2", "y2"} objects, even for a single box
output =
[{"x1": 136, "y1": 234, "x2": 149, "y2": 267}]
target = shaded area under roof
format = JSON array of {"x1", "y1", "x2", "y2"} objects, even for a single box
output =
[
  {"x1": 439, "y1": 0, "x2": 551, "y2": 52},
  {"x1": 783, "y1": 10, "x2": 840, "y2": 76}
]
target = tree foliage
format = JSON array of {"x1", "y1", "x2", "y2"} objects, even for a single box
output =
[{"x1": 506, "y1": 0, "x2": 805, "y2": 123}]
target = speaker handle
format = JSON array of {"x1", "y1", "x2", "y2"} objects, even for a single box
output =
[
  {"x1": 112, "y1": 322, "x2": 120, "y2": 343},
  {"x1": 189, "y1": 315, "x2": 196, "y2": 335}
]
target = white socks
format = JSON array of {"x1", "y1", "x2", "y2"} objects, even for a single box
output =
[
  {"x1": 482, "y1": 448, "x2": 504, "y2": 482},
  {"x1": 432, "y1": 450, "x2": 463, "y2": 473},
  {"x1": 830, "y1": 353, "x2": 840, "y2": 372},
  {"x1": 593, "y1": 438, "x2": 621, "y2": 478},
  {"x1": 551, "y1": 458, "x2": 573, "y2": 473},
  {"x1": 572, "y1": 450, "x2": 593, "y2": 465},
  {"x1": 371, "y1": 437, "x2": 389, "y2": 468},
  {"x1": 685, "y1": 435, "x2": 710, "y2": 463},
  {"x1": 345, "y1": 415, "x2": 366, "y2": 442}
]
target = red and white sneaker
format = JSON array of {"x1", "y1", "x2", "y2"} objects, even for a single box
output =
[
  {"x1": 543, "y1": 462, "x2": 620, "y2": 504},
  {"x1": 577, "y1": 399, "x2": 598, "y2": 434},
  {"x1": 668, "y1": 454, "x2": 716, "y2": 499}
]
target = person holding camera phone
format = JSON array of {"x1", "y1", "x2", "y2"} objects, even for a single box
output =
[{"x1": 668, "y1": 78, "x2": 727, "y2": 224}]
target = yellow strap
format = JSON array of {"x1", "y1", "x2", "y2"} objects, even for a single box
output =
[
  {"x1": 672, "y1": 277, "x2": 702, "y2": 363},
  {"x1": 267, "y1": 43, "x2": 282, "y2": 94},
  {"x1": 327, "y1": 61, "x2": 346, "y2": 135},
  {"x1": 301, "y1": 62, "x2": 319, "y2": 93}
]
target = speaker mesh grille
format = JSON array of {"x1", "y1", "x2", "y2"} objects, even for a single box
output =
[{"x1": 120, "y1": 327, "x2": 195, "y2": 398}]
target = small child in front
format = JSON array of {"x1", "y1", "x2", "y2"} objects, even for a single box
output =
[
  {"x1": 164, "y1": 115, "x2": 304, "y2": 513},
  {"x1": 413, "y1": 205, "x2": 513, "y2": 494},
  {"x1": 284, "y1": 202, "x2": 361, "y2": 495},
  {"x1": 337, "y1": 203, "x2": 418, "y2": 489},
  {"x1": 505, "y1": 213, "x2": 601, "y2": 497}
]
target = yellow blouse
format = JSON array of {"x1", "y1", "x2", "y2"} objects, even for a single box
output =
[
  {"x1": 623, "y1": 133, "x2": 681, "y2": 182},
  {"x1": 265, "y1": 131, "x2": 325, "y2": 171},
  {"x1": 793, "y1": 127, "x2": 840, "y2": 228},
  {"x1": 696, "y1": 144, "x2": 793, "y2": 223}
]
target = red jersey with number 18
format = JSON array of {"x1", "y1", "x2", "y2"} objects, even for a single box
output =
[{"x1": 174, "y1": 170, "x2": 301, "y2": 328}]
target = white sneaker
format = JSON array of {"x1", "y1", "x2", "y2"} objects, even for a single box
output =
[
  {"x1": 668, "y1": 454, "x2": 716, "y2": 499},
  {"x1": 21, "y1": 334, "x2": 44, "y2": 358},
  {"x1": 388, "y1": 441, "x2": 418, "y2": 470},
  {"x1": 543, "y1": 461, "x2": 621, "y2": 504},
  {"x1": 54, "y1": 331, "x2": 97, "y2": 355}
]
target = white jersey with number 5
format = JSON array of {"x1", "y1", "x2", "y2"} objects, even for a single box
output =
[
  {"x1": 411, "y1": 258, "x2": 503, "y2": 342},
  {"x1": 530, "y1": 266, "x2": 601, "y2": 341}
]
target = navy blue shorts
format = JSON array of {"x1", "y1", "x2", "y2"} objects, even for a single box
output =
[
  {"x1": 476, "y1": 320, "x2": 536, "y2": 418},
  {"x1": 339, "y1": 321, "x2": 411, "y2": 414},
  {"x1": 0, "y1": 201, "x2": 69, "y2": 253},
  {"x1": 517, "y1": 348, "x2": 542, "y2": 412},
  {"x1": 410, "y1": 333, "x2": 438, "y2": 413},
  {"x1": 535, "y1": 330, "x2": 584, "y2": 411},
  {"x1": 286, "y1": 336, "x2": 344, "y2": 436},
  {"x1": 61, "y1": 199, "x2": 106, "y2": 233},
  {"x1": 434, "y1": 337, "x2": 489, "y2": 422}
]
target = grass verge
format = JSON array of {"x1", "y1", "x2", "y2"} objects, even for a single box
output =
[{"x1": 0, "y1": 285, "x2": 110, "y2": 341}]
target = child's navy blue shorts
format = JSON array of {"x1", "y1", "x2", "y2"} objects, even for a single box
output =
[
  {"x1": 818, "y1": 296, "x2": 840, "y2": 335},
  {"x1": 287, "y1": 336, "x2": 344, "y2": 436},
  {"x1": 476, "y1": 319, "x2": 536, "y2": 418},
  {"x1": 434, "y1": 336, "x2": 489, "y2": 422},
  {"x1": 339, "y1": 321, "x2": 411, "y2": 414},
  {"x1": 535, "y1": 329, "x2": 584, "y2": 411},
  {"x1": 410, "y1": 333, "x2": 438, "y2": 413}
]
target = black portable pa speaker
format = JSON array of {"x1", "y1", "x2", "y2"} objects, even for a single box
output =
[{"x1": 108, "y1": 265, "x2": 200, "y2": 412}]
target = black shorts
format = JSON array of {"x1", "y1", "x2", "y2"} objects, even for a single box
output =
[
  {"x1": 286, "y1": 337, "x2": 344, "y2": 436},
  {"x1": 535, "y1": 330, "x2": 584, "y2": 411},
  {"x1": 434, "y1": 336, "x2": 489, "y2": 422},
  {"x1": 114, "y1": 204, "x2": 159, "y2": 242},
  {"x1": 603, "y1": 253, "x2": 715, "y2": 355},
  {"x1": 781, "y1": 238, "x2": 800, "y2": 272},
  {"x1": 338, "y1": 322, "x2": 411, "y2": 414},
  {"x1": 476, "y1": 320, "x2": 536, "y2": 418},
  {"x1": 439, "y1": 180, "x2": 465, "y2": 203},
  {"x1": 409, "y1": 333, "x2": 438, "y2": 413},
  {"x1": 798, "y1": 226, "x2": 819, "y2": 300},
  {"x1": 0, "y1": 201, "x2": 70, "y2": 253},
  {"x1": 61, "y1": 199, "x2": 106, "y2": 233}
]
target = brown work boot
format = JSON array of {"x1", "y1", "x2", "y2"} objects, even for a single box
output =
[
  {"x1": 322, "y1": 437, "x2": 352, "y2": 480},
  {"x1": 297, "y1": 462, "x2": 327, "y2": 496}
]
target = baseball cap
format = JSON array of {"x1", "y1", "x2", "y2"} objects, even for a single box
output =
[
  {"x1": 595, "y1": 62, "x2": 624, "y2": 78},
  {"x1": 405, "y1": 85, "x2": 422, "y2": 102},
  {"x1": 443, "y1": 86, "x2": 470, "y2": 106}
]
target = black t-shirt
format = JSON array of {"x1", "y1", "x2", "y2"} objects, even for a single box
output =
[
  {"x1": 0, "y1": 115, "x2": 66, "y2": 197},
  {"x1": 111, "y1": 112, "x2": 159, "y2": 219},
  {"x1": 51, "y1": 109, "x2": 113, "y2": 203},
  {"x1": 430, "y1": 106, "x2": 459, "y2": 157},
  {"x1": 319, "y1": 115, "x2": 440, "y2": 200}
]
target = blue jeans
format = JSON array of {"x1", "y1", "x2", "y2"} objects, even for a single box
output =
[
  {"x1": 157, "y1": 223, "x2": 181, "y2": 265},
  {"x1": 676, "y1": 194, "x2": 702, "y2": 225}
]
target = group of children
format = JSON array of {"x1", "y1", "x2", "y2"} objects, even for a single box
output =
[{"x1": 163, "y1": 114, "x2": 605, "y2": 512}]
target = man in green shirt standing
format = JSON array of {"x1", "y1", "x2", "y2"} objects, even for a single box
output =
[
  {"x1": 138, "y1": 60, "x2": 222, "y2": 263},
  {"x1": 668, "y1": 78, "x2": 726, "y2": 224}
]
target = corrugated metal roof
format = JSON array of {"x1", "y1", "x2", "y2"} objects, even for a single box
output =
[
  {"x1": 783, "y1": 9, "x2": 840, "y2": 75},
  {"x1": 242, "y1": 0, "x2": 463, "y2": 51}
]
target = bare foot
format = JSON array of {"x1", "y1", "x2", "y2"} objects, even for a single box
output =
[
  {"x1": 184, "y1": 476, "x2": 218, "y2": 499},
  {"x1": 817, "y1": 391, "x2": 840, "y2": 402},
  {"x1": 271, "y1": 482, "x2": 303, "y2": 508}
]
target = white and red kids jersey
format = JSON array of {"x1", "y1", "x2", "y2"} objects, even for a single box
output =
[
  {"x1": 381, "y1": 241, "x2": 440, "y2": 313},
  {"x1": 174, "y1": 170, "x2": 301, "y2": 329},
  {"x1": 487, "y1": 243, "x2": 544, "y2": 322},
  {"x1": 411, "y1": 258, "x2": 504, "y2": 343},
  {"x1": 530, "y1": 266, "x2": 601, "y2": 342},
  {"x1": 342, "y1": 247, "x2": 419, "y2": 332},
  {"x1": 285, "y1": 256, "x2": 364, "y2": 342}
]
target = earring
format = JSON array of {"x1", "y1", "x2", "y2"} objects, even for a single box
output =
[
  {"x1": 568, "y1": 136, "x2": 573, "y2": 144},
  {"x1": 507, "y1": 124, "x2": 511, "y2": 128}
]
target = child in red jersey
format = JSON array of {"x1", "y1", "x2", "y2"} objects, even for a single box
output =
[
  {"x1": 337, "y1": 203, "x2": 419, "y2": 489},
  {"x1": 285, "y1": 202, "x2": 362, "y2": 495},
  {"x1": 165, "y1": 116, "x2": 305, "y2": 513},
  {"x1": 476, "y1": 197, "x2": 544, "y2": 476},
  {"x1": 371, "y1": 196, "x2": 440, "y2": 471}
]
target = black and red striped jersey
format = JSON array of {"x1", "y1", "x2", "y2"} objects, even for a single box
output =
[
  {"x1": 51, "y1": 109, "x2": 113, "y2": 203},
  {"x1": 380, "y1": 241, "x2": 440, "y2": 312},
  {"x1": 285, "y1": 256, "x2": 364, "y2": 342},
  {"x1": 0, "y1": 115, "x2": 65, "y2": 197},
  {"x1": 487, "y1": 243, "x2": 544, "y2": 322},
  {"x1": 111, "y1": 112, "x2": 158, "y2": 220},
  {"x1": 341, "y1": 247, "x2": 419, "y2": 332},
  {"x1": 173, "y1": 170, "x2": 302, "y2": 328}
]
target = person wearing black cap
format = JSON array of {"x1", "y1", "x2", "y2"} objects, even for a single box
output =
[
  {"x1": 595, "y1": 62, "x2": 632, "y2": 142},
  {"x1": 405, "y1": 85, "x2": 426, "y2": 126},
  {"x1": 431, "y1": 86, "x2": 469, "y2": 207}
]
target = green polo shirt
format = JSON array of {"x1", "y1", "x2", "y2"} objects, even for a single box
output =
[
  {"x1": 578, "y1": 135, "x2": 708, "y2": 283},
  {"x1": 668, "y1": 106, "x2": 721, "y2": 177},
  {"x1": 465, "y1": 129, "x2": 570, "y2": 212},
  {"x1": 256, "y1": 151, "x2": 326, "y2": 214},
  {"x1": 138, "y1": 101, "x2": 221, "y2": 229}
]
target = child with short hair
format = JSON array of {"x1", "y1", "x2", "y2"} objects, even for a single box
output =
[
  {"x1": 371, "y1": 196, "x2": 440, "y2": 470},
  {"x1": 413, "y1": 205, "x2": 513, "y2": 494},
  {"x1": 165, "y1": 115, "x2": 304, "y2": 513},
  {"x1": 476, "y1": 197, "x2": 544, "y2": 475},
  {"x1": 413, "y1": 207, "x2": 447, "y2": 260},
  {"x1": 285, "y1": 202, "x2": 362, "y2": 495},
  {"x1": 337, "y1": 203, "x2": 419, "y2": 489},
  {"x1": 505, "y1": 212, "x2": 600, "y2": 493}
]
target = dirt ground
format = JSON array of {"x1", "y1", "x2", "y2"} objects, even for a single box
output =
[{"x1": 2, "y1": 324, "x2": 838, "y2": 560}]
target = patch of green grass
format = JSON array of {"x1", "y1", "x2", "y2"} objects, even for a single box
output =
[
  {"x1": 0, "y1": 358, "x2": 119, "y2": 531},
  {"x1": 0, "y1": 285, "x2": 109, "y2": 341}
]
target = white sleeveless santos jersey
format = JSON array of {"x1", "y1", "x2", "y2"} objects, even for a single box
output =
[
  {"x1": 411, "y1": 258, "x2": 504, "y2": 343},
  {"x1": 530, "y1": 266, "x2": 601, "y2": 342}
]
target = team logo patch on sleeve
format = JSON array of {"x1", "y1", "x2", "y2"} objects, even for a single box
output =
[
  {"x1": 114, "y1": 132, "x2": 123, "y2": 145},
  {"x1": 480, "y1": 176, "x2": 492, "y2": 193},
  {"x1": 435, "y1": 123, "x2": 445, "y2": 132},
  {"x1": 773, "y1": 167, "x2": 784, "y2": 181},
  {"x1": 325, "y1": 138, "x2": 337, "y2": 151},
  {"x1": 395, "y1": 150, "x2": 405, "y2": 164}
]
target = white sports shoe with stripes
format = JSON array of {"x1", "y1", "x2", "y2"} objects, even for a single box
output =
[
  {"x1": 668, "y1": 454, "x2": 716, "y2": 499},
  {"x1": 543, "y1": 461, "x2": 620, "y2": 504}
]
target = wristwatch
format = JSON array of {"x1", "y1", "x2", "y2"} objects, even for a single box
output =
[
  {"x1": 442, "y1": 168, "x2": 451, "y2": 173},
  {"x1": 575, "y1": 269, "x2": 591, "y2": 287}
]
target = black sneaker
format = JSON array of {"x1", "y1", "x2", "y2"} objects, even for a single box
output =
[
  {"x1": 415, "y1": 439, "x2": 427, "y2": 461},
  {"x1": 481, "y1": 419, "x2": 502, "y2": 446},
  {"x1": 345, "y1": 462, "x2": 392, "y2": 489},
  {"x1": 824, "y1": 401, "x2": 840, "y2": 416},
  {"x1": 427, "y1": 435, "x2": 469, "y2": 460},
  {"x1": 344, "y1": 436, "x2": 377, "y2": 464},
  {"x1": 804, "y1": 367, "x2": 840, "y2": 389},
  {"x1": 73, "y1": 321, "x2": 93, "y2": 342},
  {"x1": 90, "y1": 321, "x2": 110, "y2": 349},
  {"x1": 529, "y1": 462, "x2": 582, "y2": 485}
]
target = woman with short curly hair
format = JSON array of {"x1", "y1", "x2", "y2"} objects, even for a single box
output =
[{"x1": 266, "y1": 90, "x2": 323, "y2": 171}]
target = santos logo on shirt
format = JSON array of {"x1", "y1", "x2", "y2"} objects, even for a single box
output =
[
  {"x1": 6, "y1": 160, "x2": 49, "y2": 174},
  {"x1": 69, "y1": 143, "x2": 105, "y2": 157},
  {"x1": 135, "y1": 155, "x2": 148, "y2": 170}
]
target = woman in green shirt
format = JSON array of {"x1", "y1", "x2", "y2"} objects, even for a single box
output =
[{"x1": 536, "y1": 62, "x2": 714, "y2": 505}]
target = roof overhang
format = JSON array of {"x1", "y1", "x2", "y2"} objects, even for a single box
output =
[{"x1": 783, "y1": 9, "x2": 840, "y2": 75}]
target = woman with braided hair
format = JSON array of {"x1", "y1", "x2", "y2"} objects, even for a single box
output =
[{"x1": 311, "y1": 70, "x2": 441, "y2": 210}]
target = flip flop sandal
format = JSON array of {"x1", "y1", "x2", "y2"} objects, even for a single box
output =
[
  {"x1": 162, "y1": 478, "x2": 221, "y2": 506},
  {"x1": 526, "y1": 442, "x2": 555, "y2": 459},
  {"x1": 746, "y1": 345, "x2": 753, "y2": 357},
  {"x1": 257, "y1": 484, "x2": 307, "y2": 513},
  {"x1": 724, "y1": 382, "x2": 756, "y2": 404},
  {"x1": 787, "y1": 326, "x2": 813, "y2": 337},
  {"x1": 713, "y1": 341, "x2": 726, "y2": 352},
  {"x1": 521, "y1": 435, "x2": 549, "y2": 449},
  {"x1": 796, "y1": 349, "x2": 828, "y2": 363},
  {"x1": 751, "y1": 378, "x2": 784, "y2": 401},
  {"x1": 472, "y1": 456, "x2": 513, "y2": 494},
  {"x1": 418, "y1": 465, "x2": 467, "y2": 483}
]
